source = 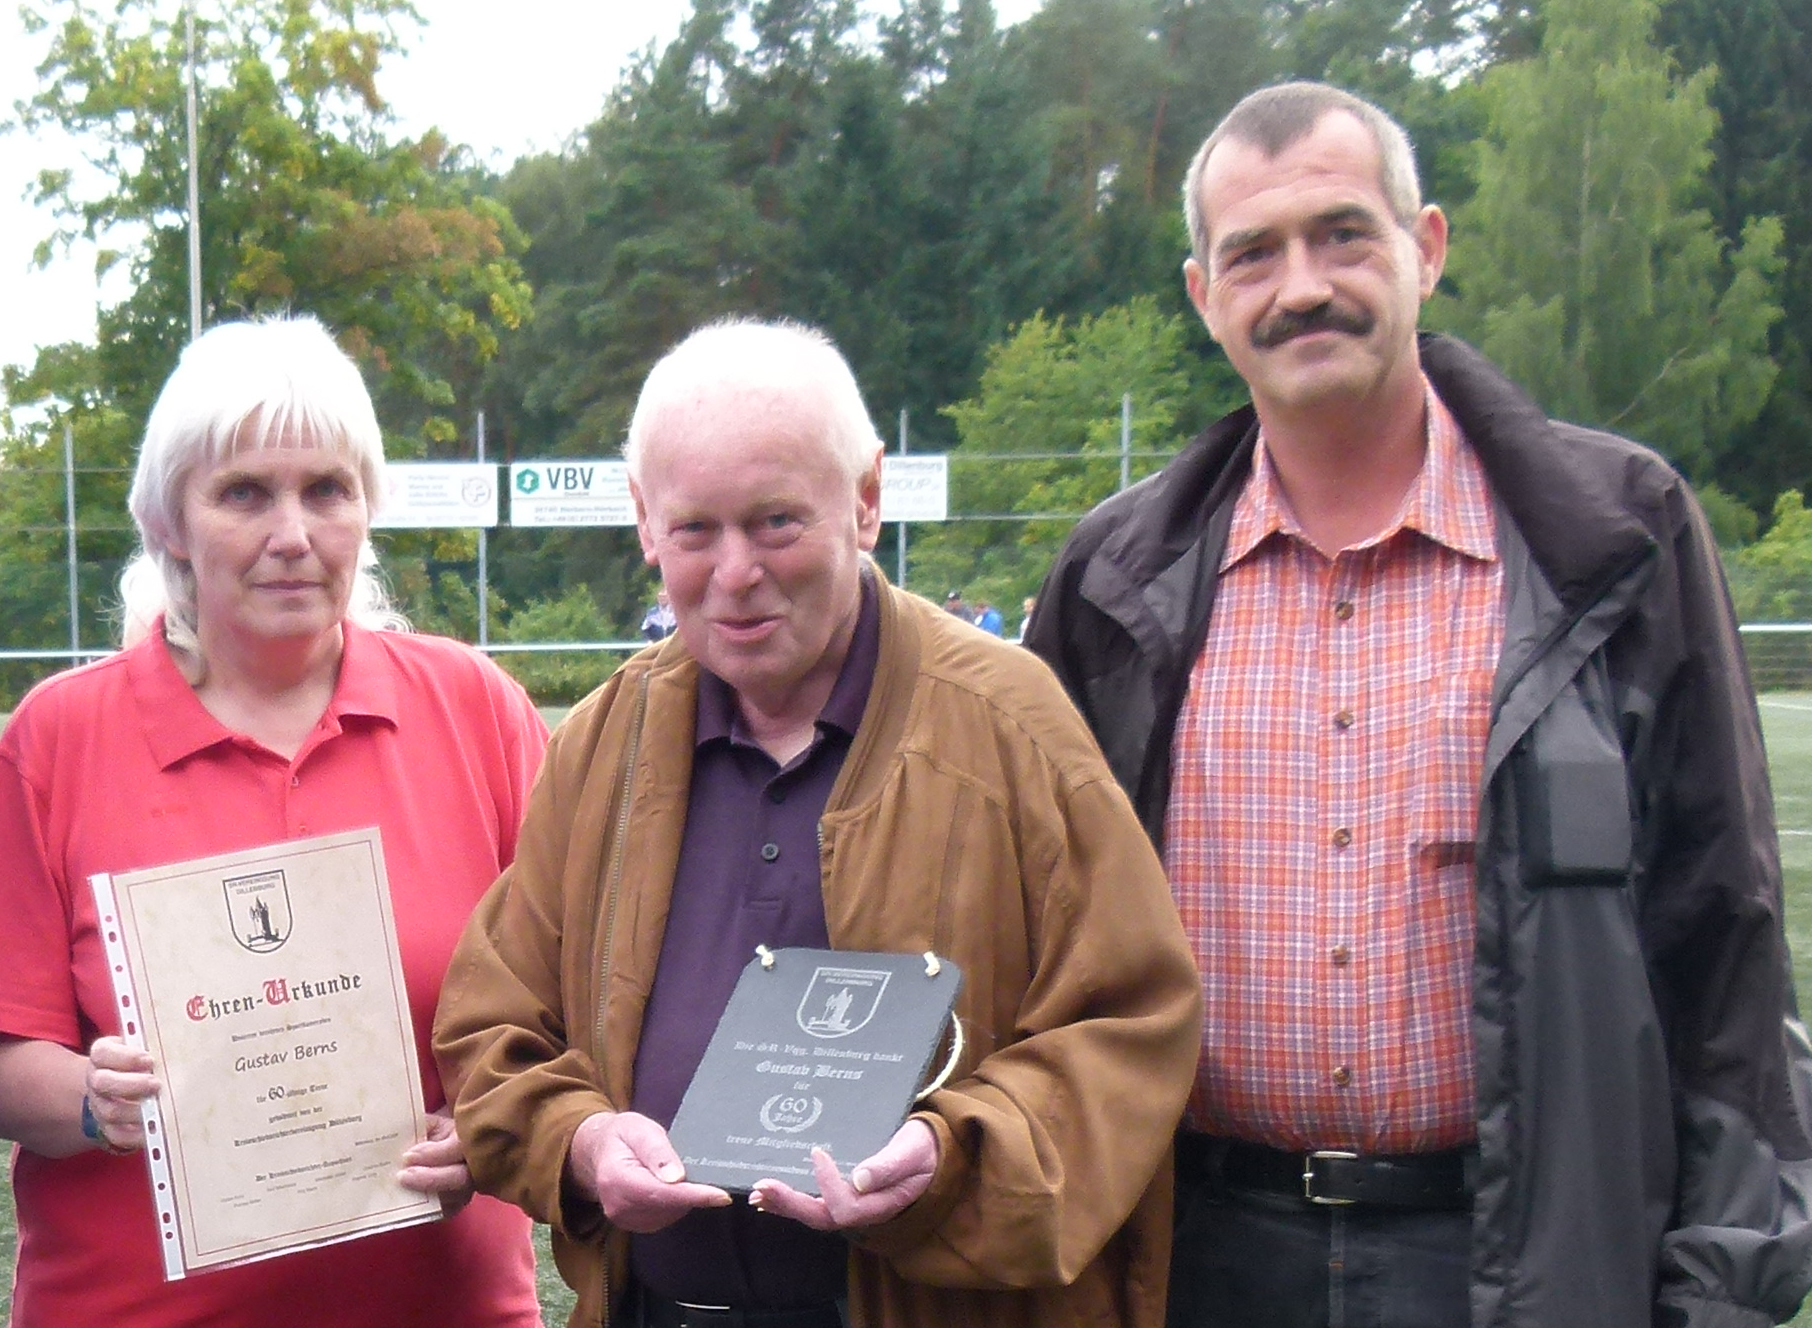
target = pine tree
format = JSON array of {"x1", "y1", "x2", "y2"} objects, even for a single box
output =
[{"x1": 1435, "y1": 0, "x2": 1783, "y2": 481}]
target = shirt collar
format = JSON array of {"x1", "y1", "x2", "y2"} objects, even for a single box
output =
[
  {"x1": 697, "y1": 567, "x2": 881, "y2": 750},
  {"x1": 1222, "y1": 380, "x2": 1497, "y2": 570},
  {"x1": 130, "y1": 619, "x2": 400, "y2": 770}
]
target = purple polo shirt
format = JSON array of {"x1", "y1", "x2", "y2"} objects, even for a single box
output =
[{"x1": 630, "y1": 571, "x2": 880, "y2": 1308}]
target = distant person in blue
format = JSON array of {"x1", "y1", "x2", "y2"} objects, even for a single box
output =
[
  {"x1": 973, "y1": 599, "x2": 1004, "y2": 636},
  {"x1": 641, "y1": 589, "x2": 677, "y2": 641}
]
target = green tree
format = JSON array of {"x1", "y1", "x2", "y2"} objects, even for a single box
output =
[
  {"x1": 480, "y1": 3, "x2": 763, "y2": 632},
  {"x1": 493, "y1": 585, "x2": 622, "y2": 705},
  {"x1": 10, "y1": 0, "x2": 531, "y2": 447},
  {"x1": 1729, "y1": 490, "x2": 1812, "y2": 621},
  {"x1": 1657, "y1": 0, "x2": 1812, "y2": 514},
  {"x1": 1433, "y1": 0, "x2": 1784, "y2": 482},
  {"x1": 911, "y1": 296, "x2": 1240, "y2": 604},
  {"x1": 0, "y1": 0, "x2": 531, "y2": 677}
]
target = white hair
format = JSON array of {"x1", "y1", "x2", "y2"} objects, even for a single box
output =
[
  {"x1": 121, "y1": 314, "x2": 403, "y2": 658},
  {"x1": 623, "y1": 317, "x2": 884, "y2": 486}
]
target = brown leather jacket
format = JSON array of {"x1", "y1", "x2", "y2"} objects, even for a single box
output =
[{"x1": 434, "y1": 578, "x2": 1204, "y2": 1328}]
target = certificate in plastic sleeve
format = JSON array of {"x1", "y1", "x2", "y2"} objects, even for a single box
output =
[{"x1": 90, "y1": 827, "x2": 440, "y2": 1279}]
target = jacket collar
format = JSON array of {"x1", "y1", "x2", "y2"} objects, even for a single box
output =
[
  {"x1": 1073, "y1": 333, "x2": 1658, "y2": 676},
  {"x1": 629, "y1": 562, "x2": 925, "y2": 820},
  {"x1": 1419, "y1": 334, "x2": 1653, "y2": 617},
  {"x1": 1111, "y1": 334, "x2": 1653, "y2": 620}
]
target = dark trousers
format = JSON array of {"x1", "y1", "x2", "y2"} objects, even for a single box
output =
[
  {"x1": 611, "y1": 1281, "x2": 849, "y2": 1328},
  {"x1": 1167, "y1": 1176, "x2": 1472, "y2": 1328}
]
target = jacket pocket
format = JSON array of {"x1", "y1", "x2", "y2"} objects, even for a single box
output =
[{"x1": 1513, "y1": 682, "x2": 1634, "y2": 887}]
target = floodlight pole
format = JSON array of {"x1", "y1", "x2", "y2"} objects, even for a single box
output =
[{"x1": 185, "y1": 2, "x2": 202, "y2": 341}]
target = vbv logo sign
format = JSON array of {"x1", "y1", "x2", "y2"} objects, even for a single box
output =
[
  {"x1": 515, "y1": 464, "x2": 596, "y2": 494},
  {"x1": 509, "y1": 461, "x2": 635, "y2": 527}
]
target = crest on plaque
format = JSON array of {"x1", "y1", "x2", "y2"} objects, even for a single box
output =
[
  {"x1": 224, "y1": 869, "x2": 292, "y2": 953},
  {"x1": 797, "y1": 966, "x2": 891, "y2": 1039}
]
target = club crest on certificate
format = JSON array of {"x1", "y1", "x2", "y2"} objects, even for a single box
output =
[{"x1": 224, "y1": 869, "x2": 293, "y2": 954}]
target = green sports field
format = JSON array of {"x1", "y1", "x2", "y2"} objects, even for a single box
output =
[
  {"x1": 7, "y1": 697, "x2": 1812, "y2": 1324},
  {"x1": 1766, "y1": 694, "x2": 1812, "y2": 1327},
  {"x1": 1764, "y1": 696, "x2": 1812, "y2": 1002}
]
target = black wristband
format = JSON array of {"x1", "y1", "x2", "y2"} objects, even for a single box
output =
[{"x1": 81, "y1": 1093, "x2": 130, "y2": 1155}]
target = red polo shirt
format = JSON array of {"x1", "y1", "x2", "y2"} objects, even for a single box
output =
[{"x1": 0, "y1": 623, "x2": 548, "y2": 1327}]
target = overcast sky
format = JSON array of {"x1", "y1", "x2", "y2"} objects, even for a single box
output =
[{"x1": 0, "y1": 0, "x2": 1041, "y2": 393}]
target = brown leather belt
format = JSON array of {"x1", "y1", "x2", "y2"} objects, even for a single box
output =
[{"x1": 1177, "y1": 1131, "x2": 1475, "y2": 1210}]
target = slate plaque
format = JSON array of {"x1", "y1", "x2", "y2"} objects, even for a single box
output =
[{"x1": 667, "y1": 948, "x2": 963, "y2": 1195}]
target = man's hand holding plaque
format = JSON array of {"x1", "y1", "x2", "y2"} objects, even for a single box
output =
[
  {"x1": 567, "y1": 1110, "x2": 733, "y2": 1233},
  {"x1": 568, "y1": 1111, "x2": 937, "y2": 1236},
  {"x1": 748, "y1": 1119, "x2": 938, "y2": 1230}
]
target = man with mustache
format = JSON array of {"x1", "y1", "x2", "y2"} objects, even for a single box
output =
[{"x1": 1026, "y1": 81, "x2": 1812, "y2": 1328}]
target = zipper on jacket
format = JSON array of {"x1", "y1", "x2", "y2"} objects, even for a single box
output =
[
  {"x1": 591, "y1": 672, "x2": 649, "y2": 1326},
  {"x1": 595, "y1": 673, "x2": 650, "y2": 1056},
  {"x1": 1494, "y1": 542, "x2": 1654, "y2": 717}
]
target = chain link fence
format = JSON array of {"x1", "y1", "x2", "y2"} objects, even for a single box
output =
[{"x1": 8, "y1": 454, "x2": 1811, "y2": 708}]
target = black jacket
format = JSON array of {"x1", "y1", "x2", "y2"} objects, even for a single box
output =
[{"x1": 1027, "y1": 334, "x2": 1812, "y2": 1327}]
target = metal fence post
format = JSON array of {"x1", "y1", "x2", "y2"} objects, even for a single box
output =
[
  {"x1": 1120, "y1": 392, "x2": 1132, "y2": 491},
  {"x1": 64, "y1": 423, "x2": 78, "y2": 655},
  {"x1": 896, "y1": 408, "x2": 908, "y2": 590},
  {"x1": 476, "y1": 410, "x2": 490, "y2": 648}
]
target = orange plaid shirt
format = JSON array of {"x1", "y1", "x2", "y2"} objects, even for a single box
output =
[{"x1": 1165, "y1": 387, "x2": 1502, "y2": 1153}]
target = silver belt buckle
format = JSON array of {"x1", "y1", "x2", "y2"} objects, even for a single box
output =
[
  {"x1": 675, "y1": 1302, "x2": 735, "y2": 1327},
  {"x1": 1304, "y1": 1149, "x2": 1358, "y2": 1205}
]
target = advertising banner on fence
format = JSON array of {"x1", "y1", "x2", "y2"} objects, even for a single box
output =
[
  {"x1": 509, "y1": 460, "x2": 636, "y2": 527},
  {"x1": 372, "y1": 463, "x2": 499, "y2": 529},
  {"x1": 879, "y1": 456, "x2": 948, "y2": 523},
  {"x1": 501, "y1": 455, "x2": 948, "y2": 528}
]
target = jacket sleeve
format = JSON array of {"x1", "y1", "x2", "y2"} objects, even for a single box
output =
[
  {"x1": 1024, "y1": 521, "x2": 1107, "y2": 723},
  {"x1": 432, "y1": 696, "x2": 619, "y2": 1243},
  {"x1": 1642, "y1": 486, "x2": 1812, "y2": 1327},
  {"x1": 852, "y1": 761, "x2": 1204, "y2": 1290}
]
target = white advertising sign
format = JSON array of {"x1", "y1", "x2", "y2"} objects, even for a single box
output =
[
  {"x1": 880, "y1": 456, "x2": 948, "y2": 523},
  {"x1": 372, "y1": 463, "x2": 498, "y2": 529},
  {"x1": 501, "y1": 455, "x2": 948, "y2": 528},
  {"x1": 509, "y1": 460, "x2": 636, "y2": 527}
]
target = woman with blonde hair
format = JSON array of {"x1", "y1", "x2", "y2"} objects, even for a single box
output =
[{"x1": 0, "y1": 315, "x2": 548, "y2": 1326}]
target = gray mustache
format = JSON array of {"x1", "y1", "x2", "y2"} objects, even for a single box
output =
[{"x1": 1252, "y1": 304, "x2": 1374, "y2": 349}]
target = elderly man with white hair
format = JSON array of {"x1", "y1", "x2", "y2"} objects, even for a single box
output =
[{"x1": 434, "y1": 318, "x2": 1203, "y2": 1328}]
